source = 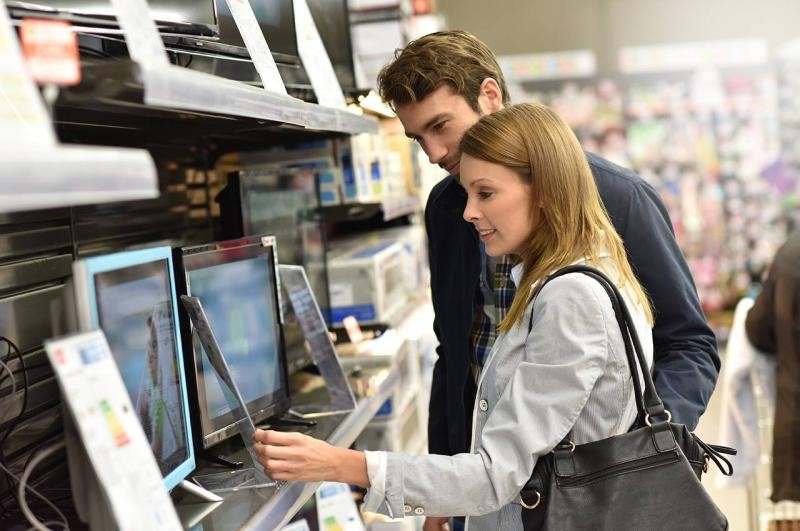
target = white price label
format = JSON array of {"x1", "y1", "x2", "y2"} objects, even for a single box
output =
[
  {"x1": 0, "y1": 4, "x2": 56, "y2": 146},
  {"x1": 294, "y1": 0, "x2": 346, "y2": 108},
  {"x1": 225, "y1": 0, "x2": 287, "y2": 95},
  {"x1": 109, "y1": 0, "x2": 169, "y2": 67}
]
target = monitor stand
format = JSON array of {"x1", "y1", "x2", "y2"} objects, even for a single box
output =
[
  {"x1": 201, "y1": 451, "x2": 245, "y2": 470},
  {"x1": 259, "y1": 414, "x2": 317, "y2": 430}
]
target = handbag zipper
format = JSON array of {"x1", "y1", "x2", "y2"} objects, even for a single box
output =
[{"x1": 556, "y1": 450, "x2": 679, "y2": 488}]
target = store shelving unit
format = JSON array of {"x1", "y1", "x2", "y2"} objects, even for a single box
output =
[{"x1": 172, "y1": 365, "x2": 399, "y2": 531}]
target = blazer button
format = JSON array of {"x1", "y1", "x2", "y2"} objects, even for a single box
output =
[
  {"x1": 404, "y1": 504, "x2": 412, "y2": 514},
  {"x1": 479, "y1": 399, "x2": 488, "y2": 411},
  {"x1": 414, "y1": 507, "x2": 425, "y2": 515}
]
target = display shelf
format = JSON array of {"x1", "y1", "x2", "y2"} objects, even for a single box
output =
[
  {"x1": 0, "y1": 145, "x2": 158, "y2": 214},
  {"x1": 320, "y1": 195, "x2": 420, "y2": 223},
  {"x1": 177, "y1": 365, "x2": 399, "y2": 531},
  {"x1": 244, "y1": 366, "x2": 398, "y2": 530},
  {"x1": 55, "y1": 61, "x2": 377, "y2": 139}
]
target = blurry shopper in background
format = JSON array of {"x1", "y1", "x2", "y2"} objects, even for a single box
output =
[
  {"x1": 746, "y1": 229, "x2": 800, "y2": 502},
  {"x1": 254, "y1": 103, "x2": 655, "y2": 530},
  {"x1": 375, "y1": 30, "x2": 720, "y2": 531}
]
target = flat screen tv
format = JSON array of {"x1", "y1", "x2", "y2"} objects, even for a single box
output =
[
  {"x1": 72, "y1": 246, "x2": 196, "y2": 492},
  {"x1": 306, "y1": 0, "x2": 357, "y2": 92},
  {"x1": 175, "y1": 235, "x2": 290, "y2": 449},
  {"x1": 5, "y1": 0, "x2": 218, "y2": 36},
  {"x1": 215, "y1": 0, "x2": 299, "y2": 64}
]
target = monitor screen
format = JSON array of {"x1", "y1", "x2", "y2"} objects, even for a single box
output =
[
  {"x1": 215, "y1": 0, "x2": 299, "y2": 62},
  {"x1": 179, "y1": 237, "x2": 289, "y2": 449},
  {"x1": 75, "y1": 247, "x2": 195, "y2": 492},
  {"x1": 305, "y1": 0, "x2": 356, "y2": 91},
  {"x1": 10, "y1": 0, "x2": 218, "y2": 34}
]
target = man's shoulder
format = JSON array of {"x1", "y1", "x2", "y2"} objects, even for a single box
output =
[
  {"x1": 584, "y1": 152, "x2": 644, "y2": 191},
  {"x1": 427, "y1": 175, "x2": 460, "y2": 207}
]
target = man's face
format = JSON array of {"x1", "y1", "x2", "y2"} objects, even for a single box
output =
[{"x1": 395, "y1": 85, "x2": 483, "y2": 177}]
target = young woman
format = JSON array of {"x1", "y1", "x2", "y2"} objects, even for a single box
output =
[{"x1": 253, "y1": 103, "x2": 654, "y2": 530}]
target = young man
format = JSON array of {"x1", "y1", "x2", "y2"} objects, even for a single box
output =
[{"x1": 377, "y1": 30, "x2": 719, "y2": 529}]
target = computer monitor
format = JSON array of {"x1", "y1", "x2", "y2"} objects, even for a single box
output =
[
  {"x1": 71, "y1": 246, "x2": 195, "y2": 492},
  {"x1": 175, "y1": 235, "x2": 290, "y2": 450},
  {"x1": 305, "y1": 0, "x2": 357, "y2": 92},
  {"x1": 6, "y1": 0, "x2": 218, "y2": 36}
]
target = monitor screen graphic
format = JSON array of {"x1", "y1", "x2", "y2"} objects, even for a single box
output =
[{"x1": 187, "y1": 255, "x2": 281, "y2": 420}]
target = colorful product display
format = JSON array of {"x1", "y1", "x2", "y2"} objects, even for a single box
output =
[{"x1": 521, "y1": 70, "x2": 796, "y2": 316}]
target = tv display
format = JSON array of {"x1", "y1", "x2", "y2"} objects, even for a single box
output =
[
  {"x1": 215, "y1": 0, "x2": 299, "y2": 63},
  {"x1": 305, "y1": 0, "x2": 357, "y2": 91},
  {"x1": 6, "y1": 0, "x2": 218, "y2": 36},
  {"x1": 176, "y1": 236, "x2": 290, "y2": 449},
  {"x1": 72, "y1": 246, "x2": 196, "y2": 492}
]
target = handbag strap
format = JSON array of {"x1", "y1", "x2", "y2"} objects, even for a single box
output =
[{"x1": 527, "y1": 264, "x2": 668, "y2": 423}]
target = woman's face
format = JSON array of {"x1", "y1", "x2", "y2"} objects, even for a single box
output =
[{"x1": 461, "y1": 154, "x2": 538, "y2": 257}]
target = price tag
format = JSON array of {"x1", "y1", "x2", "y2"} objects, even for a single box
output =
[
  {"x1": 0, "y1": 4, "x2": 56, "y2": 146},
  {"x1": 45, "y1": 331, "x2": 182, "y2": 531},
  {"x1": 20, "y1": 19, "x2": 80, "y2": 86},
  {"x1": 109, "y1": 0, "x2": 169, "y2": 67},
  {"x1": 294, "y1": 0, "x2": 346, "y2": 108},
  {"x1": 225, "y1": 0, "x2": 287, "y2": 95}
]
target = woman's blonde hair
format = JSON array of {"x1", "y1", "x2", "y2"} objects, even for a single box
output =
[{"x1": 459, "y1": 103, "x2": 654, "y2": 331}]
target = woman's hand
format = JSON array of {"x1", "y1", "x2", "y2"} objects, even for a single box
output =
[{"x1": 253, "y1": 429, "x2": 370, "y2": 487}]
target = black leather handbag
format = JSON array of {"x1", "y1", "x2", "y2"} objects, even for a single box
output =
[{"x1": 519, "y1": 265, "x2": 736, "y2": 531}]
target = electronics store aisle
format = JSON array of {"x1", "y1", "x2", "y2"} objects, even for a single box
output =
[{"x1": 694, "y1": 349, "x2": 751, "y2": 531}]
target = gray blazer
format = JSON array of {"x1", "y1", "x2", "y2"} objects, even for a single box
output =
[{"x1": 363, "y1": 256, "x2": 654, "y2": 530}]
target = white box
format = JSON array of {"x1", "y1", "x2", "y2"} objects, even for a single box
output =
[
  {"x1": 327, "y1": 240, "x2": 408, "y2": 324},
  {"x1": 355, "y1": 394, "x2": 425, "y2": 454}
]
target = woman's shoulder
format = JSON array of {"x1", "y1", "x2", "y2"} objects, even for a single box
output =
[
  {"x1": 531, "y1": 271, "x2": 614, "y2": 323},
  {"x1": 536, "y1": 270, "x2": 611, "y2": 303}
]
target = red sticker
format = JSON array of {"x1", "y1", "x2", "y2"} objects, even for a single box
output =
[{"x1": 20, "y1": 19, "x2": 80, "y2": 86}]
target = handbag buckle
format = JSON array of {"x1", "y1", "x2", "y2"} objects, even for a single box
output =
[
  {"x1": 644, "y1": 410, "x2": 672, "y2": 426},
  {"x1": 519, "y1": 490, "x2": 541, "y2": 510}
]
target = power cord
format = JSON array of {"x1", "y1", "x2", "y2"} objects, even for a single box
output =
[
  {"x1": 0, "y1": 337, "x2": 27, "y2": 514},
  {"x1": 0, "y1": 357, "x2": 15, "y2": 398},
  {"x1": 0, "y1": 442, "x2": 68, "y2": 530}
]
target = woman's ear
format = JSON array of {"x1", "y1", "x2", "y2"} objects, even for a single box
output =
[{"x1": 478, "y1": 78, "x2": 503, "y2": 114}]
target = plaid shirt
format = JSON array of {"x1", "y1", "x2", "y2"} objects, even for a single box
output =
[{"x1": 470, "y1": 249, "x2": 516, "y2": 377}]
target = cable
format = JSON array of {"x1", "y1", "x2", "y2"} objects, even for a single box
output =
[
  {"x1": 0, "y1": 443, "x2": 68, "y2": 531},
  {"x1": 0, "y1": 358, "x2": 15, "y2": 398},
  {"x1": 15, "y1": 441, "x2": 68, "y2": 531},
  {"x1": 0, "y1": 337, "x2": 28, "y2": 446},
  {"x1": 31, "y1": 522, "x2": 69, "y2": 531},
  {"x1": 0, "y1": 338, "x2": 27, "y2": 514}
]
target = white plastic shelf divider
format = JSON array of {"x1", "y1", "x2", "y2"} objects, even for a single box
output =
[{"x1": 0, "y1": 145, "x2": 158, "y2": 213}]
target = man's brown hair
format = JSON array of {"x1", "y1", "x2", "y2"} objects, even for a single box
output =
[{"x1": 377, "y1": 30, "x2": 510, "y2": 112}]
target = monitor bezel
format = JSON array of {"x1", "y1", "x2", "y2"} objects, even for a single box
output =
[
  {"x1": 177, "y1": 235, "x2": 290, "y2": 450},
  {"x1": 73, "y1": 246, "x2": 196, "y2": 493}
]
